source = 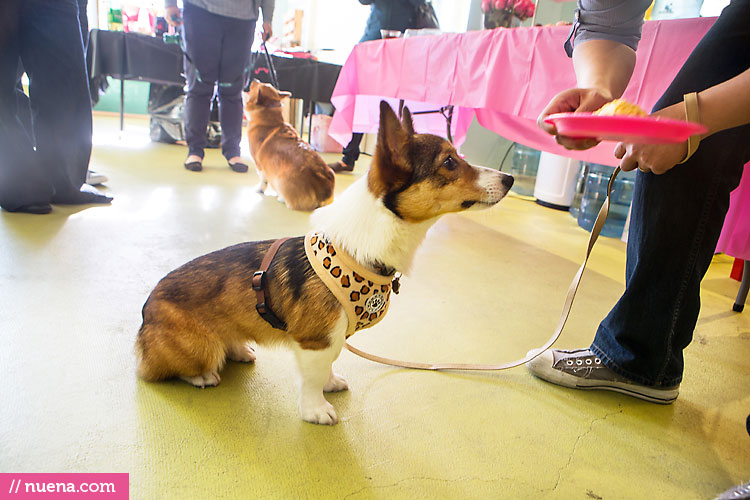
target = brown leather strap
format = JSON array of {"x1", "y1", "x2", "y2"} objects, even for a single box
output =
[
  {"x1": 345, "y1": 167, "x2": 622, "y2": 371},
  {"x1": 252, "y1": 237, "x2": 291, "y2": 330}
]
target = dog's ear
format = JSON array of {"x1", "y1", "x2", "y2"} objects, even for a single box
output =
[
  {"x1": 401, "y1": 106, "x2": 415, "y2": 136},
  {"x1": 370, "y1": 101, "x2": 412, "y2": 194},
  {"x1": 246, "y1": 80, "x2": 261, "y2": 108},
  {"x1": 278, "y1": 90, "x2": 291, "y2": 100}
]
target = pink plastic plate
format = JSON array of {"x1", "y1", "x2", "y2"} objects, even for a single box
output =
[{"x1": 544, "y1": 112, "x2": 707, "y2": 144}]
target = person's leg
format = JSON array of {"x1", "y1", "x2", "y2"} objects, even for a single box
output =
[
  {"x1": 15, "y1": 61, "x2": 32, "y2": 141},
  {"x1": 528, "y1": 0, "x2": 750, "y2": 399},
  {"x1": 0, "y1": 1, "x2": 53, "y2": 212},
  {"x1": 342, "y1": 133, "x2": 363, "y2": 166},
  {"x1": 77, "y1": 0, "x2": 88, "y2": 49},
  {"x1": 20, "y1": 0, "x2": 110, "y2": 204},
  {"x1": 215, "y1": 15, "x2": 254, "y2": 169},
  {"x1": 328, "y1": 133, "x2": 363, "y2": 172},
  {"x1": 181, "y1": 2, "x2": 220, "y2": 168},
  {"x1": 592, "y1": 0, "x2": 750, "y2": 386}
]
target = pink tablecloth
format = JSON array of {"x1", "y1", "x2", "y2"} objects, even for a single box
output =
[
  {"x1": 329, "y1": 17, "x2": 715, "y2": 166},
  {"x1": 717, "y1": 163, "x2": 750, "y2": 260},
  {"x1": 330, "y1": 16, "x2": 749, "y2": 261}
]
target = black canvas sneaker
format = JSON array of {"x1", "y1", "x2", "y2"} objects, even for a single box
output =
[{"x1": 526, "y1": 348, "x2": 679, "y2": 404}]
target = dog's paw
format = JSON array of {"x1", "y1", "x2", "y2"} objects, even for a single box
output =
[
  {"x1": 301, "y1": 400, "x2": 339, "y2": 425},
  {"x1": 180, "y1": 371, "x2": 221, "y2": 388},
  {"x1": 324, "y1": 372, "x2": 349, "y2": 392},
  {"x1": 228, "y1": 343, "x2": 256, "y2": 363}
]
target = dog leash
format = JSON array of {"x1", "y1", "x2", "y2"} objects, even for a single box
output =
[
  {"x1": 262, "y1": 41, "x2": 280, "y2": 90},
  {"x1": 344, "y1": 167, "x2": 622, "y2": 371}
]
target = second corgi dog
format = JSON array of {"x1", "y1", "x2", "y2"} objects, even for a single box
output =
[
  {"x1": 245, "y1": 80, "x2": 335, "y2": 211},
  {"x1": 135, "y1": 101, "x2": 514, "y2": 425}
]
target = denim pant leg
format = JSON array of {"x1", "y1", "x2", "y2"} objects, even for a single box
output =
[
  {"x1": 0, "y1": 2, "x2": 53, "y2": 209},
  {"x1": 182, "y1": 3, "x2": 220, "y2": 159},
  {"x1": 22, "y1": 0, "x2": 92, "y2": 197},
  {"x1": 216, "y1": 16, "x2": 255, "y2": 161},
  {"x1": 342, "y1": 133, "x2": 364, "y2": 166},
  {"x1": 592, "y1": 0, "x2": 750, "y2": 387}
]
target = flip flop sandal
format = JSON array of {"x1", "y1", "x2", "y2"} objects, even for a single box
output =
[
  {"x1": 228, "y1": 161, "x2": 249, "y2": 173},
  {"x1": 184, "y1": 161, "x2": 203, "y2": 172}
]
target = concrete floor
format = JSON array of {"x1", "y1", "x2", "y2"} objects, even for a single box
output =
[{"x1": 0, "y1": 114, "x2": 748, "y2": 499}]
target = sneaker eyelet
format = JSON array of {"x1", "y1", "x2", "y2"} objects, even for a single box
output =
[
  {"x1": 576, "y1": 360, "x2": 582, "y2": 365},
  {"x1": 595, "y1": 358, "x2": 601, "y2": 364},
  {"x1": 585, "y1": 359, "x2": 592, "y2": 365},
  {"x1": 566, "y1": 360, "x2": 573, "y2": 365}
]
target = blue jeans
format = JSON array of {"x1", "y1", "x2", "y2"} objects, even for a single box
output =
[
  {"x1": 0, "y1": 0, "x2": 92, "y2": 209},
  {"x1": 592, "y1": 0, "x2": 750, "y2": 387},
  {"x1": 181, "y1": 2, "x2": 255, "y2": 161}
]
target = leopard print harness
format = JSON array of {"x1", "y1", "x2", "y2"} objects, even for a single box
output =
[{"x1": 304, "y1": 231, "x2": 398, "y2": 338}]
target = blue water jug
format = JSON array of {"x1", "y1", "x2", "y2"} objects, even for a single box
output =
[
  {"x1": 577, "y1": 163, "x2": 636, "y2": 238},
  {"x1": 509, "y1": 144, "x2": 541, "y2": 197}
]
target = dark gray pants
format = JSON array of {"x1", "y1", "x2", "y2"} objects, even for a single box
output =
[
  {"x1": 0, "y1": 0, "x2": 92, "y2": 209},
  {"x1": 182, "y1": 2, "x2": 255, "y2": 161}
]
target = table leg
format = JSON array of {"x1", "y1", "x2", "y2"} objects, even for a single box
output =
[
  {"x1": 445, "y1": 105, "x2": 453, "y2": 144},
  {"x1": 734, "y1": 260, "x2": 750, "y2": 312},
  {"x1": 308, "y1": 100, "x2": 313, "y2": 144},
  {"x1": 120, "y1": 79, "x2": 125, "y2": 131}
]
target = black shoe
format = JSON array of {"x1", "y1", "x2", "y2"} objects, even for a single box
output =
[
  {"x1": 328, "y1": 161, "x2": 354, "y2": 173},
  {"x1": 184, "y1": 161, "x2": 203, "y2": 172},
  {"x1": 51, "y1": 184, "x2": 112, "y2": 205},
  {"x1": 228, "y1": 161, "x2": 249, "y2": 173},
  {"x1": 4, "y1": 203, "x2": 53, "y2": 214}
]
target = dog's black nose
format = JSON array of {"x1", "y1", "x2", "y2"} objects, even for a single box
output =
[{"x1": 502, "y1": 174, "x2": 514, "y2": 189}]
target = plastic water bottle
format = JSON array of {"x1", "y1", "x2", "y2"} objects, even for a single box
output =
[
  {"x1": 568, "y1": 162, "x2": 587, "y2": 220},
  {"x1": 509, "y1": 144, "x2": 541, "y2": 197},
  {"x1": 577, "y1": 163, "x2": 636, "y2": 238}
]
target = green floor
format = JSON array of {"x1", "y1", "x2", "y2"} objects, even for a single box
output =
[{"x1": 0, "y1": 115, "x2": 748, "y2": 499}]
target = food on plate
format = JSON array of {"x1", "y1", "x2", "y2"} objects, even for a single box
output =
[{"x1": 594, "y1": 99, "x2": 648, "y2": 117}]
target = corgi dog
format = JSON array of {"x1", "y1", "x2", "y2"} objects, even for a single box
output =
[
  {"x1": 135, "y1": 101, "x2": 513, "y2": 425},
  {"x1": 245, "y1": 80, "x2": 335, "y2": 211}
]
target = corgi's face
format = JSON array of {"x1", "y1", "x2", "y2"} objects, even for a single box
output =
[
  {"x1": 368, "y1": 101, "x2": 514, "y2": 222},
  {"x1": 245, "y1": 80, "x2": 291, "y2": 111}
]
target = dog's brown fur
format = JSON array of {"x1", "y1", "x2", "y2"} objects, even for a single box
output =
[
  {"x1": 136, "y1": 238, "x2": 340, "y2": 383},
  {"x1": 245, "y1": 80, "x2": 335, "y2": 211}
]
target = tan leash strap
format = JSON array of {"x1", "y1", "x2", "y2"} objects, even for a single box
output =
[{"x1": 345, "y1": 167, "x2": 621, "y2": 371}]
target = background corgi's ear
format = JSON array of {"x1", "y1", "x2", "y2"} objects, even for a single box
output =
[
  {"x1": 370, "y1": 101, "x2": 412, "y2": 194},
  {"x1": 278, "y1": 90, "x2": 291, "y2": 100},
  {"x1": 246, "y1": 80, "x2": 261, "y2": 108},
  {"x1": 401, "y1": 106, "x2": 415, "y2": 136}
]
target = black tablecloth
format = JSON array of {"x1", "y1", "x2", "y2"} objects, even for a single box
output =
[
  {"x1": 88, "y1": 29, "x2": 184, "y2": 86},
  {"x1": 87, "y1": 29, "x2": 342, "y2": 104},
  {"x1": 250, "y1": 54, "x2": 341, "y2": 104}
]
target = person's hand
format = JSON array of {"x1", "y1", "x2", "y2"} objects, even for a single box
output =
[
  {"x1": 165, "y1": 6, "x2": 182, "y2": 26},
  {"x1": 537, "y1": 87, "x2": 614, "y2": 150},
  {"x1": 262, "y1": 22, "x2": 272, "y2": 41},
  {"x1": 614, "y1": 102, "x2": 689, "y2": 175}
]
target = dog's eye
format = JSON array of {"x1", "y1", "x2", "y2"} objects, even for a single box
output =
[{"x1": 443, "y1": 156, "x2": 457, "y2": 170}]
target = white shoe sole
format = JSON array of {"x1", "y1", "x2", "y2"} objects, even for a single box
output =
[{"x1": 526, "y1": 350, "x2": 679, "y2": 404}]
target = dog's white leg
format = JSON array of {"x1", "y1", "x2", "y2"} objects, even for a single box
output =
[
  {"x1": 180, "y1": 371, "x2": 221, "y2": 388},
  {"x1": 256, "y1": 172, "x2": 268, "y2": 194},
  {"x1": 293, "y1": 312, "x2": 348, "y2": 425},
  {"x1": 324, "y1": 370, "x2": 349, "y2": 392},
  {"x1": 228, "y1": 342, "x2": 256, "y2": 363}
]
